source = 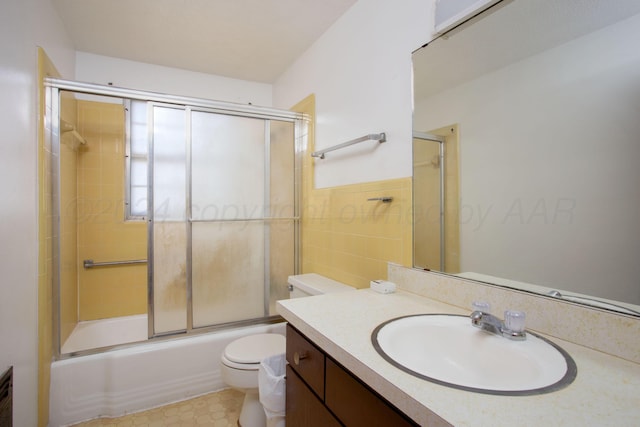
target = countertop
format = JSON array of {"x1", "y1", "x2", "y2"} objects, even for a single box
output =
[{"x1": 277, "y1": 288, "x2": 640, "y2": 427}]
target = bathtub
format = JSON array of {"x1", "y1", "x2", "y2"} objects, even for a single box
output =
[
  {"x1": 61, "y1": 314, "x2": 148, "y2": 354},
  {"x1": 49, "y1": 321, "x2": 286, "y2": 426}
]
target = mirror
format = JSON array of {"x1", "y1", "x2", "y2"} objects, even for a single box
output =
[{"x1": 412, "y1": 0, "x2": 640, "y2": 316}]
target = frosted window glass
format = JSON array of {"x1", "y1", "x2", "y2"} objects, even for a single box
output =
[
  {"x1": 152, "y1": 106, "x2": 187, "y2": 334},
  {"x1": 130, "y1": 101, "x2": 148, "y2": 155},
  {"x1": 129, "y1": 187, "x2": 147, "y2": 214},
  {"x1": 128, "y1": 101, "x2": 148, "y2": 218},
  {"x1": 130, "y1": 158, "x2": 147, "y2": 186}
]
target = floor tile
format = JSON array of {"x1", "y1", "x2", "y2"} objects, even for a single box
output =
[{"x1": 71, "y1": 388, "x2": 243, "y2": 427}]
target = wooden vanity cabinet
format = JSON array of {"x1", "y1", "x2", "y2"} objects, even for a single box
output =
[
  {"x1": 286, "y1": 365, "x2": 341, "y2": 427},
  {"x1": 285, "y1": 321, "x2": 326, "y2": 397},
  {"x1": 286, "y1": 324, "x2": 418, "y2": 427}
]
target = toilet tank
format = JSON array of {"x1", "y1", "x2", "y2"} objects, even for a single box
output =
[{"x1": 287, "y1": 273, "x2": 355, "y2": 298}]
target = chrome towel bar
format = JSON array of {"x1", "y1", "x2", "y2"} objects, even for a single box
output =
[
  {"x1": 83, "y1": 259, "x2": 147, "y2": 269},
  {"x1": 311, "y1": 132, "x2": 386, "y2": 159}
]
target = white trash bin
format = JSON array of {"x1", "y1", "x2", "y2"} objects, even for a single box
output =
[{"x1": 258, "y1": 353, "x2": 286, "y2": 427}]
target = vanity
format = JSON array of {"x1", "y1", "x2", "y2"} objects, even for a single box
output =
[
  {"x1": 276, "y1": 266, "x2": 640, "y2": 426},
  {"x1": 286, "y1": 324, "x2": 417, "y2": 426}
]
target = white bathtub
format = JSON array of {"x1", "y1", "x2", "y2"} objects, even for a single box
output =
[
  {"x1": 61, "y1": 314, "x2": 148, "y2": 354},
  {"x1": 49, "y1": 322, "x2": 286, "y2": 426}
]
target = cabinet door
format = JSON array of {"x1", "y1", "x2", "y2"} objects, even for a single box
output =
[
  {"x1": 325, "y1": 358, "x2": 418, "y2": 427},
  {"x1": 286, "y1": 365, "x2": 341, "y2": 427},
  {"x1": 286, "y1": 325, "x2": 325, "y2": 398}
]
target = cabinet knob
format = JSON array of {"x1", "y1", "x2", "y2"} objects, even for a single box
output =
[{"x1": 293, "y1": 351, "x2": 308, "y2": 366}]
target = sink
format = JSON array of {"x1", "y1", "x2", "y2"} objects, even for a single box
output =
[{"x1": 372, "y1": 314, "x2": 576, "y2": 395}]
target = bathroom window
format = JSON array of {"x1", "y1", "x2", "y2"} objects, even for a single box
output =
[{"x1": 125, "y1": 100, "x2": 149, "y2": 220}]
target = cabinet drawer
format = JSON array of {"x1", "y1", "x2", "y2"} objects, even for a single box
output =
[
  {"x1": 286, "y1": 365, "x2": 341, "y2": 427},
  {"x1": 325, "y1": 358, "x2": 418, "y2": 427},
  {"x1": 286, "y1": 325, "x2": 325, "y2": 398}
]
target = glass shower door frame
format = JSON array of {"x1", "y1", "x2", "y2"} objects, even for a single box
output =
[
  {"x1": 412, "y1": 132, "x2": 446, "y2": 271},
  {"x1": 45, "y1": 77, "x2": 303, "y2": 357},
  {"x1": 147, "y1": 102, "x2": 189, "y2": 337}
]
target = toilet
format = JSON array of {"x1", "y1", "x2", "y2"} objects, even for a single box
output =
[{"x1": 220, "y1": 273, "x2": 355, "y2": 427}]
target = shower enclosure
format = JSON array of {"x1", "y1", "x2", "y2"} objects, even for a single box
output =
[
  {"x1": 46, "y1": 79, "x2": 304, "y2": 357},
  {"x1": 412, "y1": 127, "x2": 461, "y2": 274},
  {"x1": 412, "y1": 132, "x2": 445, "y2": 271}
]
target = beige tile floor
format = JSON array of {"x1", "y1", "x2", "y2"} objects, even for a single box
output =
[{"x1": 71, "y1": 388, "x2": 244, "y2": 427}]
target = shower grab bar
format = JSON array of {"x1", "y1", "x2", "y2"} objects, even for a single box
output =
[
  {"x1": 83, "y1": 259, "x2": 147, "y2": 269},
  {"x1": 311, "y1": 132, "x2": 386, "y2": 159}
]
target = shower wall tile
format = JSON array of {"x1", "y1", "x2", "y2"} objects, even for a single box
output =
[
  {"x1": 59, "y1": 93, "x2": 80, "y2": 348},
  {"x1": 76, "y1": 100, "x2": 147, "y2": 321}
]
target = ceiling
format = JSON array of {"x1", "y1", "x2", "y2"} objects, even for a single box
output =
[{"x1": 52, "y1": 0, "x2": 357, "y2": 83}]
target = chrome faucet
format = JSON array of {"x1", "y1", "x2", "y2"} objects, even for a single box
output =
[{"x1": 470, "y1": 309, "x2": 527, "y2": 341}]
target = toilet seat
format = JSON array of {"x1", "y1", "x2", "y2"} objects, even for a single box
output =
[
  {"x1": 221, "y1": 354, "x2": 259, "y2": 370},
  {"x1": 222, "y1": 333, "x2": 285, "y2": 370}
]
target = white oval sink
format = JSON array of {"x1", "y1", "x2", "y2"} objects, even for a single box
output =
[{"x1": 372, "y1": 314, "x2": 576, "y2": 395}]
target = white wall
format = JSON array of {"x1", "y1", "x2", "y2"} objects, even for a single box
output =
[
  {"x1": 75, "y1": 52, "x2": 273, "y2": 107},
  {"x1": 273, "y1": 0, "x2": 437, "y2": 188},
  {"x1": 0, "y1": 0, "x2": 75, "y2": 425},
  {"x1": 414, "y1": 13, "x2": 640, "y2": 303}
]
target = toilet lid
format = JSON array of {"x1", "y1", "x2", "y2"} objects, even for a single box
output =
[{"x1": 223, "y1": 333, "x2": 286, "y2": 364}]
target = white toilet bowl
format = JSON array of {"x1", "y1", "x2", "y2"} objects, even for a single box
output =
[
  {"x1": 221, "y1": 274, "x2": 355, "y2": 427},
  {"x1": 220, "y1": 333, "x2": 286, "y2": 427}
]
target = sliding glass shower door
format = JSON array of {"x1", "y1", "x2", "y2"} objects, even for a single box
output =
[
  {"x1": 190, "y1": 111, "x2": 266, "y2": 328},
  {"x1": 149, "y1": 105, "x2": 298, "y2": 336},
  {"x1": 149, "y1": 105, "x2": 189, "y2": 334},
  {"x1": 47, "y1": 78, "x2": 302, "y2": 355}
]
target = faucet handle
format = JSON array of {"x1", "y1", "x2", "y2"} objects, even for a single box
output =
[
  {"x1": 504, "y1": 310, "x2": 526, "y2": 333},
  {"x1": 472, "y1": 301, "x2": 491, "y2": 313}
]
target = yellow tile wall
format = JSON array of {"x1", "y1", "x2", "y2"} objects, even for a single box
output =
[
  {"x1": 37, "y1": 47, "x2": 57, "y2": 427},
  {"x1": 59, "y1": 92, "x2": 79, "y2": 346},
  {"x1": 75, "y1": 100, "x2": 147, "y2": 320},
  {"x1": 292, "y1": 95, "x2": 413, "y2": 289}
]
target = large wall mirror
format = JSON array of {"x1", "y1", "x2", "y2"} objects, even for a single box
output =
[{"x1": 412, "y1": 0, "x2": 640, "y2": 316}]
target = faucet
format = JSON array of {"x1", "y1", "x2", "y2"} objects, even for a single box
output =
[{"x1": 470, "y1": 309, "x2": 527, "y2": 341}]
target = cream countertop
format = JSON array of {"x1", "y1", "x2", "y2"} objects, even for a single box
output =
[{"x1": 277, "y1": 288, "x2": 640, "y2": 427}]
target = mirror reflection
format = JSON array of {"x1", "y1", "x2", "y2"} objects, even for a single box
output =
[{"x1": 412, "y1": 0, "x2": 640, "y2": 315}]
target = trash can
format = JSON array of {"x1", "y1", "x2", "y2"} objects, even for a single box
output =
[{"x1": 258, "y1": 353, "x2": 286, "y2": 427}]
